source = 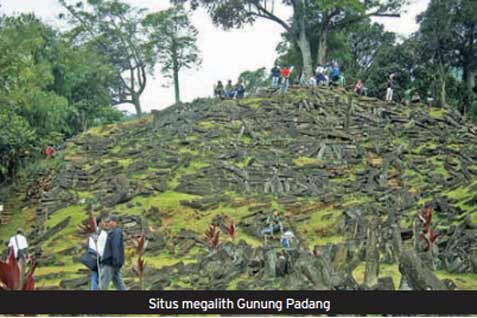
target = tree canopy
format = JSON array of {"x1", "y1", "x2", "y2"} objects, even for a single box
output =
[
  {"x1": 0, "y1": 14, "x2": 123, "y2": 183},
  {"x1": 143, "y1": 5, "x2": 201, "y2": 105},
  {"x1": 59, "y1": 0, "x2": 159, "y2": 116}
]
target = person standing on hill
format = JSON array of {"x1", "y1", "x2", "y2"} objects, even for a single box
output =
[
  {"x1": 271, "y1": 64, "x2": 281, "y2": 89},
  {"x1": 386, "y1": 73, "x2": 395, "y2": 102},
  {"x1": 8, "y1": 228, "x2": 29, "y2": 265},
  {"x1": 87, "y1": 217, "x2": 108, "y2": 291},
  {"x1": 8, "y1": 228, "x2": 29, "y2": 287},
  {"x1": 100, "y1": 215, "x2": 127, "y2": 290},
  {"x1": 281, "y1": 66, "x2": 291, "y2": 93}
]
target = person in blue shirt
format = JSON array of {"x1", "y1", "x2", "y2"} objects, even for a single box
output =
[
  {"x1": 330, "y1": 63, "x2": 341, "y2": 83},
  {"x1": 271, "y1": 64, "x2": 281, "y2": 89}
]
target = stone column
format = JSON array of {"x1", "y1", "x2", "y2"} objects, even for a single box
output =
[{"x1": 364, "y1": 218, "x2": 380, "y2": 287}]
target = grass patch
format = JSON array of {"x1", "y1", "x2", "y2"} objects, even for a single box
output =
[
  {"x1": 429, "y1": 108, "x2": 447, "y2": 119},
  {"x1": 296, "y1": 207, "x2": 343, "y2": 247},
  {"x1": 435, "y1": 271, "x2": 477, "y2": 290},
  {"x1": 293, "y1": 157, "x2": 322, "y2": 167},
  {"x1": 353, "y1": 263, "x2": 400, "y2": 288},
  {"x1": 198, "y1": 121, "x2": 217, "y2": 130}
]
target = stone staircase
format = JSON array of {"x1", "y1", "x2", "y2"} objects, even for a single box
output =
[{"x1": 0, "y1": 201, "x2": 14, "y2": 225}]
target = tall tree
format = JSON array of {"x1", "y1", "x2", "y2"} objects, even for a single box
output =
[
  {"x1": 342, "y1": 21, "x2": 396, "y2": 78},
  {"x1": 143, "y1": 6, "x2": 201, "y2": 105},
  {"x1": 307, "y1": 0, "x2": 404, "y2": 66},
  {"x1": 277, "y1": 19, "x2": 396, "y2": 81},
  {"x1": 449, "y1": 0, "x2": 477, "y2": 115},
  {"x1": 60, "y1": 0, "x2": 158, "y2": 116},
  {"x1": 173, "y1": 0, "x2": 404, "y2": 78},
  {"x1": 417, "y1": 0, "x2": 457, "y2": 107}
]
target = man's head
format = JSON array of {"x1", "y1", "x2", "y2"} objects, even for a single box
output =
[
  {"x1": 16, "y1": 228, "x2": 24, "y2": 235},
  {"x1": 272, "y1": 210, "x2": 279, "y2": 217},
  {"x1": 107, "y1": 214, "x2": 120, "y2": 228}
]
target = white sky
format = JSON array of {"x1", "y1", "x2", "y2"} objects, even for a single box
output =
[{"x1": 0, "y1": 0, "x2": 430, "y2": 113}]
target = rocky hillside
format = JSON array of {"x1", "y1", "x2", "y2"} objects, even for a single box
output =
[{"x1": 1, "y1": 86, "x2": 477, "y2": 290}]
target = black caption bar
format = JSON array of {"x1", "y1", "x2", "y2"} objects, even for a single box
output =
[{"x1": 0, "y1": 291, "x2": 477, "y2": 315}]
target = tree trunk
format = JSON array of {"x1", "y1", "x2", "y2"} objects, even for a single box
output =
[
  {"x1": 297, "y1": 29, "x2": 313, "y2": 79},
  {"x1": 436, "y1": 64, "x2": 447, "y2": 108},
  {"x1": 295, "y1": 1, "x2": 312, "y2": 79},
  {"x1": 466, "y1": 70, "x2": 476, "y2": 91},
  {"x1": 437, "y1": 78, "x2": 447, "y2": 108},
  {"x1": 464, "y1": 65, "x2": 476, "y2": 115},
  {"x1": 173, "y1": 61, "x2": 181, "y2": 105},
  {"x1": 132, "y1": 94, "x2": 142, "y2": 117},
  {"x1": 317, "y1": 29, "x2": 329, "y2": 66},
  {"x1": 463, "y1": 62, "x2": 476, "y2": 94}
]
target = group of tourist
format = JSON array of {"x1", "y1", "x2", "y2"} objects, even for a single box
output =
[
  {"x1": 271, "y1": 64, "x2": 294, "y2": 93},
  {"x1": 307, "y1": 62, "x2": 345, "y2": 88},
  {"x1": 261, "y1": 210, "x2": 296, "y2": 249},
  {"x1": 81, "y1": 215, "x2": 127, "y2": 290},
  {"x1": 5, "y1": 214, "x2": 127, "y2": 291},
  {"x1": 271, "y1": 63, "x2": 421, "y2": 104},
  {"x1": 211, "y1": 61, "x2": 419, "y2": 104},
  {"x1": 269, "y1": 62, "x2": 350, "y2": 93},
  {"x1": 213, "y1": 79, "x2": 246, "y2": 99}
]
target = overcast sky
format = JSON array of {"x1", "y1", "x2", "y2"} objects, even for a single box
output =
[{"x1": 0, "y1": 0, "x2": 430, "y2": 113}]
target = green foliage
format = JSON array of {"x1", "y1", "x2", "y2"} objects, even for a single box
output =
[
  {"x1": 176, "y1": 0, "x2": 405, "y2": 76},
  {"x1": 0, "y1": 109, "x2": 35, "y2": 182},
  {"x1": 143, "y1": 5, "x2": 201, "y2": 104},
  {"x1": 59, "y1": 0, "x2": 159, "y2": 115},
  {"x1": 238, "y1": 67, "x2": 268, "y2": 95},
  {"x1": 0, "y1": 14, "x2": 124, "y2": 183}
]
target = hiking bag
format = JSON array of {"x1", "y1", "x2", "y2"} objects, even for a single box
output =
[{"x1": 80, "y1": 249, "x2": 98, "y2": 271}]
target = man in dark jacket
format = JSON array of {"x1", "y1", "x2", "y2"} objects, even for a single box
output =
[
  {"x1": 100, "y1": 215, "x2": 127, "y2": 290},
  {"x1": 271, "y1": 64, "x2": 281, "y2": 88}
]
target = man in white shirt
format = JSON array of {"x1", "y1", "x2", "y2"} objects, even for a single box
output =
[
  {"x1": 8, "y1": 228, "x2": 29, "y2": 262},
  {"x1": 88, "y1": 217, "x2": 108, "y2": 290}
]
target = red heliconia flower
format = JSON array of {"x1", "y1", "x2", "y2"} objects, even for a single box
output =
[
  {"x1": 226, "y1": 221, "x2": 236, "y2": 240},
  {"x1": 419, "y1": 206, "x2": 433, "y2": 232},
  {"x1": 22, "y1": 259, "x2": 37, "y2": 291},
  {"x1": 135, "y1": 235, "x2": 145, "y2": 255},
  {"x1": 428, "y1": 228, "x2": 439, "y2": 244},
  {"x1": 420, "y1": 228, "x2": 439, "y2": 251},
  {"x1": 137, "y1": 257, "x2": 145, "y2": 276},
  {"x1": 78, "y1": 214, "x2": 97, "y2": 235},
  {"x1": 0, "y1": 249, "x2": 20, "y2": 290},
  {"x1": 204, "y1": 225, "x2": 221, "y2": 248}
]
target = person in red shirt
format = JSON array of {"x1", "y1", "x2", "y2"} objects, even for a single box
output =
[
  {"x1": 280, "y1": 66, "x2": 291, "y2": 93},
  {"x1": 44, "y1": 145, "x2": 56, "y2": 159}
]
